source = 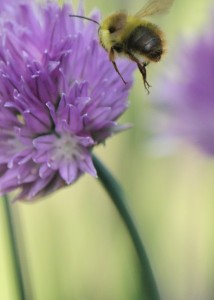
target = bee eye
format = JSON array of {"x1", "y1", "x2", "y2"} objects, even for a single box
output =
[{"x1": 109, "y1": 26, "x2": 116, "y2": 33}]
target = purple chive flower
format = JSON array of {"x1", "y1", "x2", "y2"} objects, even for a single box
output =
[
  {"x1": 151, "y1": 10, "x2": 214, "y2": 155},
  {"x1": 0, "y1": 0, "x2": 135, "y2": 200}
]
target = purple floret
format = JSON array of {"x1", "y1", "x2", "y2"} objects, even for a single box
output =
[
  {"x1": 152, "y1": 14, "x2": 214, "y2": 156},
  {"x1": 0, "y1": 1, "x2": 135, "y2": 200}
]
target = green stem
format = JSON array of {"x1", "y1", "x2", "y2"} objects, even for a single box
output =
[
  {"x1": 92, "y1": 155, "x2": 160, "y2": 300},
  {"x1": 2, "y1": 194, "x2": 26, "y2": 300}
]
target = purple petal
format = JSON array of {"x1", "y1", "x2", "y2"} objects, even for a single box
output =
[
  {"x1": 33, "y1": 134, "x2": 56, "y2": 150},
  {"x1": 79, "y1": 154, "x2": 97, "y2": 177},
  {"x1": 59, "y1": 160, "x2": 78, "y2": 184}
]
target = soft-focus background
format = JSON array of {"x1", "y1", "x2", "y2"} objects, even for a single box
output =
[{"x1": 0, "y1": 0, "x2": 213, "y2": 299}]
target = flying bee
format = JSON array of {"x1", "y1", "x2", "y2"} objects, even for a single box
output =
[{"x1": 70, "y1": 0, "x2": 174, "y2": 94}]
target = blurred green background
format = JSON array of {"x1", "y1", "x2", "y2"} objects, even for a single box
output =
[{"x1": 0, "y1": 0, "x2": 213, "y2": 299}]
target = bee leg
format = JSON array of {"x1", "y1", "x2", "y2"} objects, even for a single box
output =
[
  {"x1": 127, "y1": 52, "x2": 151, "y2": 94},
  {"x1": 137, "y1": 62, "x2": 151, "y2": 94},
  {"x1": 109, "y1": 48, "x2": 127, "y2": 84}
]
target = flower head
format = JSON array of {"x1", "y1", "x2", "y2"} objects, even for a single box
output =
[
  {"x1": 0, "y1": 0, "x2": 135, "y2": 200},
  {"x1": 151, "y1": 11, "x2": 214, "y2": 155}
]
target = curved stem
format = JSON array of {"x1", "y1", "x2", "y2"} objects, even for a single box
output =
[
  {"x1": 2, "y1": 194, "x2": 26, "y2": 300},
  {"x1": 92, "y1": 155, "x2": 160, "y2": 300}
]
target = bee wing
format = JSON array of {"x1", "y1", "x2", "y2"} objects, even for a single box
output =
[{"x1": 135, "y1": 0, "x2": 174, "y2": 18}]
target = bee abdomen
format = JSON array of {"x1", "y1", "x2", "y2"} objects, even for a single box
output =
[{"x1": 125, "y1": 25, "x2": 163, "y2": 62}]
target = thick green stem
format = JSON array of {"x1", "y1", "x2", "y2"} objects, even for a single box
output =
[
  {"x1": 2, "y1": 194, "x2": 26, "y2": 300},
  {"x1": 93, "y1": 155, "x2": 160, "y2": 300}
]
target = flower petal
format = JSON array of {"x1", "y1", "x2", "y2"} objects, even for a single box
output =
[{"x1": 59, "y1": 160, "x2": 78, "y2": 184}]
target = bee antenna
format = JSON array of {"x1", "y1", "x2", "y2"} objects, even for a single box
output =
[{"x1": 69, "y1": 15, "x2": 100, "y2": 26}]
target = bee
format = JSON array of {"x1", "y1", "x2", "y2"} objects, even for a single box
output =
[{"x1": 70, "y1": 0, "x2": 174, "y2": 94}]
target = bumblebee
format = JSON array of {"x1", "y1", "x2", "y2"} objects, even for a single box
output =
[{"x1": 70, "y1": 0, "x2": 174, "y2": 93}]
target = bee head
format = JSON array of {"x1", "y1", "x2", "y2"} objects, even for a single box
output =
[
  {"x1": 106, "y1": 12, "x2": 127, "y2": 35},
  {"x1": 99, "y1": 12, "x2": 127, "y2": 51}
]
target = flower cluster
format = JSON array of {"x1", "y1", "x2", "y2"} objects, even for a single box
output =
[
  {"x1": 151, "y1": 10, "x2": 214, "y2": 155},
  {"x1": 0, "y1": 0, "x2": 134, "y2": 200}
]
